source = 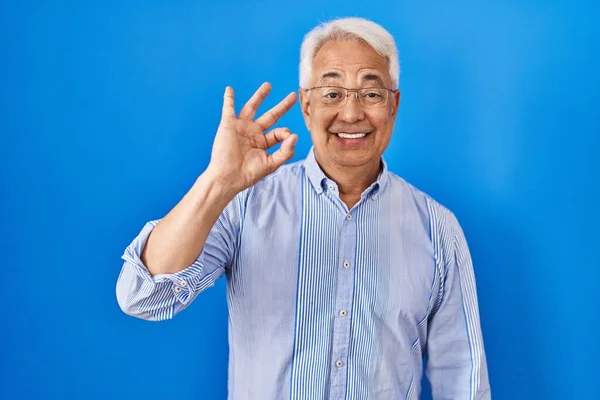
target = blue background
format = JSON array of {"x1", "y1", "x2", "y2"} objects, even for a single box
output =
[{"x1": 1, "y1": 1, "x2": 598, "y2": 399}]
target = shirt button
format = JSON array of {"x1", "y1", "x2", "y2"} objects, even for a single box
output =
[
  {"x1": 180, "y1": 281, "x2": 187, "y2": 287},
  {"x1": 339, "y1": 310, "x2": 348, "y2": 317},
  {"x1": 174, "y1": 286, "x2": 182, "y2": 293},
  {"x1": 328, "y1": 184, "x2": 335, "y2": 191},
  {"x1": 335, "y1": 360, "x2": 344, "y2": 368},
  {"x1": 345, "y1": 214, "x2": 352, "y2": 220},
  {"x1": 343, "y1": 261, "x2": 350, "y2": 269}
]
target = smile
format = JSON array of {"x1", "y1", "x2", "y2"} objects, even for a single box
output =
[{"x1": 331, "y1": 131, "x2": 372, "y2": 139}]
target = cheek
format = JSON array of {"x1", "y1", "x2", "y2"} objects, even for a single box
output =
[
  {"x1": 369, "y1": 114, "x2": 389, "y2": 132},
  {"x1": 310, "y1": 108, "x2": 335, "y2": 131},
  {"x1": 375, "y1": 108, "x2": 396, "y2": 131}
]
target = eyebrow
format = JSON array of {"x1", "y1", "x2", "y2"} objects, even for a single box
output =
[
  {"x1": 317, "y1": 72, "x2": 385, "y2": 86},
  {"x1": 319, "y1": 71, "x2": 343, "y2": 82},
  {"x1": 361, "y1": 73, "x2": 384, "y2": 86}
]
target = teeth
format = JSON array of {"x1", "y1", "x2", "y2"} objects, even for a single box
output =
[{"x1": 337, "y1": 132, "x2": 367, "y2": 139}]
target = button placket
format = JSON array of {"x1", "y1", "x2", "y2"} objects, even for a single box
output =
[{"x1": 328, "y1": 209, "x2": 357, "y2": 398}]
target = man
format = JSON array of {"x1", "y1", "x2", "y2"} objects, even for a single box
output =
[{"x1": 116, "y1": 17, "x2": 491, "y2": 399}]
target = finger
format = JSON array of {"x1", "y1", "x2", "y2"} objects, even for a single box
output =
[
  {"x1": 221, "y1": 86, "x2": 236, "y2": 119},
  {"x1": 262, "y1": 127, "x2": 291, "y2": 149},
  {"x1": 268, "y1": 133, "x2": 298, "y2": 170},
  {"x1": 255, "y1": 92, "x2": 298, "y2": 131},
  {"x1": 239, "y1": 82, "x2": 271, "y2": 120}
]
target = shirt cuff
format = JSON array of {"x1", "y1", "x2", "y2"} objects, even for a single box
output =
[{"x1": 121, "y1": 220, "x2": 218, "y2": 306}]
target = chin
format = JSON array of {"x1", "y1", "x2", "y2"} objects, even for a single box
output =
[{"x1": 330, "y1": 147, "x2": 379, "y2": 167}]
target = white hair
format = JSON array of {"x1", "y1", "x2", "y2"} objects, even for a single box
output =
[{"x1": 299, "y1": 17, "x2": 400, "y2": 89}]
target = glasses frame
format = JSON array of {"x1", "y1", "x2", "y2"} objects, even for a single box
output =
[{"x1": 303, "y1": 85, "x2": 398, "y2": 108}]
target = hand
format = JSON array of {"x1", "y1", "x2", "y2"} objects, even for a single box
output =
[{"x1": 206, "y1": 82, "x2": 298, "y2": 193}]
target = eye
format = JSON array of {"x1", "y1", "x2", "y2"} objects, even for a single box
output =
[
  {"x1": 321, "y1": 88, "x2": 344, "y2": 99},
  {"x1": 319, "y1": 87, "x2": 345, "y2": 104},
  {"x1": 363, "y1": 90, "x2": 383, "y2": 98}
]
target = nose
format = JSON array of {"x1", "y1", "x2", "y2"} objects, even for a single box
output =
[{"x1": 336, "y1": 92, "x2": 365, "y2": 123}]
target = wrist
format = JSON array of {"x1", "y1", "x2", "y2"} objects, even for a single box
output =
[{"x1": 195, "y1": 167, "x2": 240, "y2": 204}]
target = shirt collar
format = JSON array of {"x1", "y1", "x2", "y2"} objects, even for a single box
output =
[{"x1": 303, "y1": 146, "x2": 390, "y2": 197}]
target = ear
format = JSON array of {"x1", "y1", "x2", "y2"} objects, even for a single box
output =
[
  {"x1": 299, "y1": 89, "x2": 312, "y2": 130},
  {"x1": 390, "y1": 90, "x2": 401, "y2": 117}
]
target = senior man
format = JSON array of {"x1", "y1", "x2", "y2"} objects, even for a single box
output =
[{"x1": 116, "y1": 17, "x2": 491, "y2": 400}]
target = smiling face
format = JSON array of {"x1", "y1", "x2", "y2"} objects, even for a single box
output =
[{"x1": 300, "y1": 39, "x2": 401, "y2": 171}]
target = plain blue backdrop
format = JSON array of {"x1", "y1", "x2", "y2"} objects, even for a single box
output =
[{"x1": 1, "y1": 1, "x2": 598, "y2": 399}]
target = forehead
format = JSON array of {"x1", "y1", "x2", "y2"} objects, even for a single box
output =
[{"x1": 311, "y1": 39, "x2": 391, "y2": 86}]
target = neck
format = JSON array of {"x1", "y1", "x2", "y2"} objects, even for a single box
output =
[{"x1": 315, "y1": 152, "x2": 382, "y2": 208}]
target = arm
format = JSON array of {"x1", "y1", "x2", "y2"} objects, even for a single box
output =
[
  {"x1": 115, "y1": 181, "x2": 243, "y2": 321},
  {"x1": 425, "y1": 212, "x2": 491, "y2": 399},
  {"x1": 115, "y1": 83, "x2": 298, "y2": 321},
  {"x1": 141, "y1": 171, "x2": 237, "y2": 276}
]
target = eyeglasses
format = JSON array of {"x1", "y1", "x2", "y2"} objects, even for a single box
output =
[{"x1": 303, "y1": 86, "x2": 397, "y2": 108}]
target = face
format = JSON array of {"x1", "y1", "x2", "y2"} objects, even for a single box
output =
[{"x1": 300, "y1": 39, "x2": 401, "y2": 170}]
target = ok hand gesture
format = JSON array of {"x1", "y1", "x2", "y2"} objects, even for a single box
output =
[{"x1": 206, "y1": 82, "x2": 298, "y2": 193}]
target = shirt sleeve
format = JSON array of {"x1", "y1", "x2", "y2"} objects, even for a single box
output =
[
  {"x1": 425, "y1": 210, "x2": 491, "y2": 399},
  {"x1": 115, "y1": 192, "x2": 245, "y2": 322}
]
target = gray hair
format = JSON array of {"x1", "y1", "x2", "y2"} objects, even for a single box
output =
[{"x1": 299, "y1": 17, "x2": 400, "y2": 89}]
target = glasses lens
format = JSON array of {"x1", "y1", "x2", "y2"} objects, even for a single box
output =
[
  {"x1": 359, "y1": 88, "x2": 387, "y2": 106},
  {"x1": 318, "y1": 87, "x2": 346, "y2": 106},
  {"x1": 312, "y1": 87, "x2": 390, "y2": 107}
]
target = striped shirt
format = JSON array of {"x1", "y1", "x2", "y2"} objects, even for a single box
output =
[{"x1": 116, "y1": 147, "x2": 491, "y2": 399}]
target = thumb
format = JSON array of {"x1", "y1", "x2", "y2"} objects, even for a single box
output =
[{"x1": 268, "y1": 134, "x2": 298, "y2": 170}]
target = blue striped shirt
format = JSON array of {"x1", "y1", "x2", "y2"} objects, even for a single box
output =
[{"x1": 116, "y1": 147, "x2": 491, "y2": 399}]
